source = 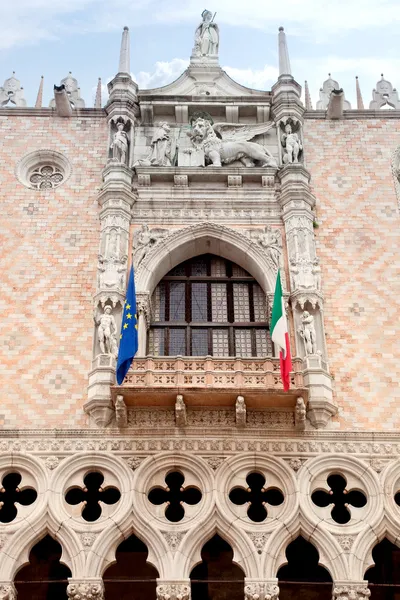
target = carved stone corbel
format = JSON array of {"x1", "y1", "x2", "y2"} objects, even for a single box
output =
[
  {"x1": 115, "y1": 394, "x2": 128, "y2": 428},
  {"x1": 236, "y1": 395, "x2": 246, "y2": 428},
  {"x1": 175, "y1": 394, "x2": 187, "y2": 427}
]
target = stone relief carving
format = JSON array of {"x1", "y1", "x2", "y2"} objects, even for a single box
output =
[
  {"x1": 161, "y1": 531, "x2": 187, "y2": 552},
  {"x1": 115, "y1": 395, "x2": 128, "y2": 428},
  {"x1": 247, "y1": 532, "x2": 269, "y2": 554},
  {"x1": 280, "y1": 118, "x2": 303, "y2": 164},
  {"x1": 49, "y1": 72, "x2": 85, "y2": 109},
  {"x1": 80, "y1": 533, "x2": 96, "y2": 547},
  {"x1": 332, "y1": 587, "x2": 371, "y2": 600},
  {"x1": 265, "y1": 584, "x2": 280, "y2": 600},
  {"x1": 133, "y1": 224, "x2": 167, "y2": 268},
  {"x1": 156, "y1": 584, "x2": 191, "y2": 600},
  {"x1": 135, "y1": 123, "x2": 177, "y2": 167},
  {"x1": 193, "y1": 10, "x2": 219, "y2": 57},
  {"x1": 98, "y1": 254, "x2": 127, "y2": 290},
  {"x1": 257, "y1": 226, "x2": 282, "y2": 270},
  {"x1": 298, "y1": 311, "x2": 318, "y2": 355},
  {"x1": 290, "y1": 257, "x2": 320, "y2": 291},
  {"x1": 370, "y1": 75, "x2": 400, "y2": 109},
  {"x1": 94, "y1": 305, "x2": 118, "y2": 357},
  {"x1": 337, "y1": 535, "x2": 355, "y2": 552},
  {"x1": 44, "y1": 455, "x2": 60, "y2": 470},
  {"x1": 0, "y1": 73, "x2": 26, "y2": 107},
  {"x1": 175, "y1": 394, "x2": 187, "y2": 427},
  {"x1": 188, "y1": 116, "x2": 278, "y2": 167},
  {"x1": 245, "y1": 583, "x2": 264, "y2": 600},
  {"x1": 235, "y1": 395, "x2": 246, "y2": 428},
  {"x1": 67, "y1": 582, "x2": 104, "y2": 600},
  {"x1": 0, "y1": 585, "x2": 16, "y2": 600},
  {"x1": 316, "y1": 75, "x2": 351, "y2": 110}
]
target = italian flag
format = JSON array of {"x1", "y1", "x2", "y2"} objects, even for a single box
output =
[{"x1": 270, "y1": 270, "x2": 292, "y2": 391}]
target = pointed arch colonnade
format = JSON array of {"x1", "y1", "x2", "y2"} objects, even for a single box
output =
[{"x1": 0, "y1": 451, "x2": 399, "y2": 599}]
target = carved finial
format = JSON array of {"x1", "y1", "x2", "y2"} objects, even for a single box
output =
[
  {"x1": 370, "y1": 74, "x2": 400, "y2": 109},
  {"x1": 355, "y1": 76, "x2": 364, "y2": 109},
  {"x1": 95, "y1": 77, "x2": 102, "y2": 108},
  {"x1": 278, "y1": 27, "x2": 292, "y2": 75},
  {"x1": 278, "y1": 26, "x2": 292, "y2": 76},
  {"x1": 118, "y1": 26, "x2": 130, "y2": 74},
  {"x1": 304, "y1": 80, "x2": 313, "y2": 110},
  {"x1": 35, "y1": 75, "x2": 44, "y2": 108}
]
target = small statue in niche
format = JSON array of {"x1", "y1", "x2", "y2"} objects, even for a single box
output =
[
  {"x1": 95, "y1": 305, "x2": 118, "y2": 357},
  {"x1": 312, "y1": 257, "x2": 322, "y2": 290},
  {"x1": 236, "y1": 395, "x2": 246, "y2": 428},
  {"x1": 149, "y1": 122, "x2": 175, "y2": 166},
  {"x1": 281, "y1": 122, "x2": 302, "y2": 164},
  {"x1": 289, "y1": 257, "x2": 300, "y2": 290},
  {"x1": 111, "y1": 121, "x2": 129, "y2": 164},
  {"x1": 258, "y1": 226, "x2": 282, "y2": 269},
  {"x1": 298, "y1": 311, "x2": 317, "y2": 355},
  {"x1": 193, "y1": 9, "x2": 219, "y2": 57},
  {"x1": 133, "y1": 224, "x2": 167, "y2": 268}
]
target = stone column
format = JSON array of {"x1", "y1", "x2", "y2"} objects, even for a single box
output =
[
  {"x1": 156, "y1": 580, "x2": 191, "y2": 600},
  {"x1": 137, "y1": 292, "x2": 151, "y2": 357},
  {"x1": 67, "y1": 579, "x2": 105, "y2": 600},
  {"x1": 0, "y1": 583, "x2": 17, "y2": 600},
  {"x1": 245, "y1": 579, "x2": 280, "y2": 600},
  {"x1": 277, "y1": 165, "x2": 336, "y2": 428},
  {"x1": 332, "y1": 581, "x2": 371, "y2": 600}
]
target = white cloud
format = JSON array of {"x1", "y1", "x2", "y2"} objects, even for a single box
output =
[
  {"x1": 223, "y1": 65, "x2": 278, "y2": 91},
  {"x1": 133, "y1": 59, "x2": 189, "y2": 90}
]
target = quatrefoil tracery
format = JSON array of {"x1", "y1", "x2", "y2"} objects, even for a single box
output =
[
  {"x1": 148, "y1": 471, "x2": 202, "y2": 522},
  {"x1": 0, "y1": 472, "x2": 37, "y2": 523},
  {"x1": 229, "y1": 471, "x2": 284, "y2": 522},
  {"x1": 311, "y1": 473, "x2": 367, "y2": 524},
  {"x1": 395, "y1": 491, "x2": 400, "y2": 507},
  {"x1": 65, "y1": 471, "x2": 121, "y2": 522}
]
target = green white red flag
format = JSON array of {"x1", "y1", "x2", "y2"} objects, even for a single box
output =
[{"x1": 270, "y1": 270, "x2": 292, "y2": 391}]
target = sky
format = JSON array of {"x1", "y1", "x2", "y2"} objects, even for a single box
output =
[{"x1": 1, "y1": 0, "x2": 400, "y2": 108}]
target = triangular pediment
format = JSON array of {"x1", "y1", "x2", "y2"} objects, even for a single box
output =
[{"x1": 138, "y1": 64, "x2": 270, "y2": 98}]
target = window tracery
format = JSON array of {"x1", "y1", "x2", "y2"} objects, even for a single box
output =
[{"x1": 149, "y1": 254, "x2": 272, "y2": 357}]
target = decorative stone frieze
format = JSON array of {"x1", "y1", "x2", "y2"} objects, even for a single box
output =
[
  {"x1": 156, "y1": 581, "x2": 191, "y2": 600},
  {"x1": 67, "y1": 580, "x2": 104, "y2": 600}
]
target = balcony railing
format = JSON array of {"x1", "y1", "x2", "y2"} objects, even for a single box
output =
[{"x1": 113, "y1": 356, "x2": 306, "y2": 408}]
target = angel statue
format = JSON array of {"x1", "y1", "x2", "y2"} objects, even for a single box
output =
[
  {"x1": 133, "y1": 224, "x2": 167, "y2": 268},
  {"x1": 193, "y1": 10, "x2": 219, "y2": 57},
  {"x1": 188, "y1": 116, "x2": 278, "y2": 168}
]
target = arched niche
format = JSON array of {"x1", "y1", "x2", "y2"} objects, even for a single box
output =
[
  {"x1": 14, "y1": 534, "x2": 72, "y2": 600},
  {"x1": 135, "y1": 222, "x2": 278, "y2": 296},
  {"x1": 103, "y1": 533, "x2": 159, "y2": 600},
  {"x1": 190, "y1": 534, "x2": 245, "y2": 600},
  {"x1": 365, "y1": 538, "x2": 400, "y2": 600},
  {"x1": 277, "y1": 536, "x2": 332, "y2": 600}
]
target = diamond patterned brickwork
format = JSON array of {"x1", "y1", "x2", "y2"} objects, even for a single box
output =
[
  {"x1": 0, "y1": 114, "x2": 108, "y2": 428},
  {"x1": 304, "y1": 118, "x2": 400, "y2": 429}
]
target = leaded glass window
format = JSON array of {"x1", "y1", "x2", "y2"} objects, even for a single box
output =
[{"x1": 149, "y1": 254, "x2": 272, "y2": 357}]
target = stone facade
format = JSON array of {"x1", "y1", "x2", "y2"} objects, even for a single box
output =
[{"x1": 0, "y1": 18, "x2": 399, "y2": 599}]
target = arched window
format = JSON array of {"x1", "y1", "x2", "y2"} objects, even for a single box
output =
[{"x1": 149, "y1": 254, "x2": 272, "y2": 357}]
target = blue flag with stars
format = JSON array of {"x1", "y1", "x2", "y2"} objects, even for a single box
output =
[{"x1": 116, "y1": 265, "x2": 138, "y2": 385}]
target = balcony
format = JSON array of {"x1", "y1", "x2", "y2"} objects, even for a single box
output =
[{"x1": 112, "y1": 356, "x2": 306, "y2": 408}]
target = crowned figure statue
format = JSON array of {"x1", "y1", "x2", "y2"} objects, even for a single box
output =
[{"x1": 193, "y1": 9, "x2": 219, "y2": 57}]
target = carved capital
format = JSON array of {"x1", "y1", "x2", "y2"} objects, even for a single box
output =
[
  {"x1": 332, "y1": 583, "x2": 371, "y2": 600},
  {"x1": 0, "y1": 584, "x2": 17, "y2": 600},
  {"x1": 136, "y1": 291, "x2": 151, "y2": 327},
  {"x1": 244, "y1": 580, "x2": 279, "y2": 600},
  {"x1": 67, "y1": 581, "x2": 105, "y2": 600},
  {"x1": 245, "y1": 582, "x2": 264, "y2": 600},
  {"x1": 156, "y1": 581, "x2": 191, "y2": 600}
]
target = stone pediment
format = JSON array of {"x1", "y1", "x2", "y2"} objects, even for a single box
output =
[{"x1": 139, "y1": 64, "x2": 271, "y2": 98}]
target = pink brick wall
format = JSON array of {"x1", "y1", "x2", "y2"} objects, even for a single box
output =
[
  {"x1": 304, "y1": 118, "x2": 400, "y2": 429},
  {"x1": 0, "y1": 113, "x2": 108, "y2": 428}
]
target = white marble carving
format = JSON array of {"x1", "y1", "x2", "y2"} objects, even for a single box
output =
[
  {"x1": 133, "y1": 224, "x2": 167, "y2": 268},
  {"x1": 135, "y1": 123, "x2": 177, "y2": 167},
  {"x1": 236, "y1": 395, "x2": 246, "y2": 428},
  {"x1": 256, "y1": 226, "x2": 282, "y2": 270},
  {"x1": 111, "y1": 121, "x2": 129, "y2": 164},
  {"x1": 115, "y1": 395, "x2": 128, "y2": 428},
  {"x1": 193, "y1": 10, "x2": 219, "y2": 58},
  {"x1": 295, "y1": 397, "x2": 306, "y2": 430},
  {"x1": 370, "y1": 75, "x2": 400, "y2": 109},
  {"x1": 188, "y1": 117, "x2": 278, "y2": 167},
  {"x1": 175, "y1": 394, "x2": 187, "y2": 427},
  {"x1": 95, "y1": 305, "x2": 118, "y2": 357},
  {"x1": 0, "y1": 73, "x2": 26, "y2": 107},
  {"x1": 280, "y1": 119, "x2": 303, "y2": 164},
  {"x1": 316, "y1": 75, "x2": 351, "y2": 110},
  {"x1": 298, "y1": 311, "x2": 317, "y2": 355}
]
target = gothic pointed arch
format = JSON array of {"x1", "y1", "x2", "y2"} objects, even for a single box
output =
[{"x1": 135, "y1": 222, "x2": 279, "y2": 295}]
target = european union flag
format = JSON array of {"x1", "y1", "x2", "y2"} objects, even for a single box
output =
[{"x1": 116, "y1": 265, "x2": 138, "y2": 385}]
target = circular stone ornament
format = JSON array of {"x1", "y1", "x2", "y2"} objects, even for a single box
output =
[{"x1": 15, "y1": 149, "x2": 72, "y2": 190}]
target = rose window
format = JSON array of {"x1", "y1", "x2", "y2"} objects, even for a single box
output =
[
  {"x1": 0, "y1": 472, "x2": 37, "y2": 523},
  {"x1": 229, "y1": 471, "x2": 284, "y2": 522},
  {"x1": 311, "y1": 473, "x2": 366, "y2": 524},
  {"x1": 29, "y1": 165, "x2": 64, "y2": 190}
]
